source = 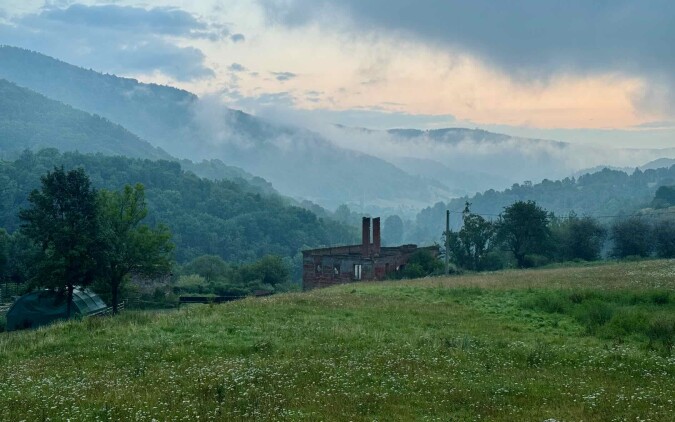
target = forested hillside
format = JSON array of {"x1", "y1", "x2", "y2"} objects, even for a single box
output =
[
  {"x1": 0, "y1": 46, "x2": 453, "y2": 209},
  {"x1": 409, "y1": 166, "x2": 675, "y2": 243},
  {"x1": 0, "y1": 46, "x2": 194, "y2": 152},
  {"x1": 0, "y1": 77, "x2": 277, "y2": 195},
  {"x1": 0, "y1": 150, "x2": 356, "y2": 263},
  {"x1": 0, "y1": 79, "x2": 171, "y2": 160}
]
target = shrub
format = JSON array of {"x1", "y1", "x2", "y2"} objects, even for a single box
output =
[
  {"x1": 175, "y1": 274, "x2": 208, "y2": 294},
  {"x1": 602, "y1": 310, "x2": 649, "y2": 339},
  {"x1": 524, "y1": 291, "x2": 568, "y2": 314},
  {"x1": 481, "y1": 251, "x2": 507, "y2": 271},
  {"x1": 523, "y1": 254, "x2": 550, "y2": 268},
  {"x1": 611, "y1": 218, "x2": 652, "y2": 258},
  {"x1": 647, "y1": 316, "x2": 675, "y2": 353},
  {"x1": 574, "y1": 300, "x2": 615, "y2": 333}
]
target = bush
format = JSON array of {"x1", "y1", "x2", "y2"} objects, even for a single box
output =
[
  {"x1": 523, "y1": 254, "x2": 550, "y2": 268},
  {"x1": 481, "y1": 251, "x2": 508, "y2": 271},
  {"x1": 647, "y1": 316, "x2": 675, "y2": 353},
  {"x1": 395, "y1": 249, "x2": 443, "y2": 279},
  {"x1": 574, "y1": 300, "x2": 615, "y2": 333},
  {"x1": 650, "y1": 291, "x2": 671, "y2": 305},
  {"x1": 602, "y1": 310, "x2": 649, "y2": 339},
  {"x1": 211, "y1": 283, "x2": 249, "y2": 298},
  {"x1": 175, "y1": 274, "x2": 208, "y2": 294},
  {"x1": 524, "y1": 291, "x2": 568, "y2": 314},
  {"x1": 654, "y1": 219, "x2": 675, "y2": 258},
  {"x1": 611, "y1": 218, "x2": 652, "y2": 258}
]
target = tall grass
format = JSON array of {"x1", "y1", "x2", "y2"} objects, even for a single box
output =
[{"x1": 0, "y1": 259, "x2": 673, "y2": 421}]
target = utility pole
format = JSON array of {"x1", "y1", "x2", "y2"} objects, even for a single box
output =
[{"x1": 445, "y1": 209, "x2": 450, "y2": 275}]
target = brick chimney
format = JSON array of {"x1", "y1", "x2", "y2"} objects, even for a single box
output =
[
  {"x1": 361, "y1": 217, "x2": 370, "y2": 257},
  {"x1": 372, "y1": 217, "x2": 381, "y2": 256}
]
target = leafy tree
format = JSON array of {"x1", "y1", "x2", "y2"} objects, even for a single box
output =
[
  {"x1": 0, "y1": 229, "x2": 8, "y2": 279},
  {"x1": 399, "y1": 249, "x2": 442, "y2": 279},
  {"x1": 654, "y1": 219, "x2": 675, "y2": 258},
  {"x1": 19, "y1": 167, "x2": 98, "y2": 317},
  {"x1": 240, "y1": 255, "x2": 290, "y2": 288},
  {"x1": 454, "y1": 203, "x2": 497, "y2": 271},
  {"x1": 497, "y1": 200, "x2": 552, "y2": 268},
  {"x1": 181, "y1": 255, "x2": 231, "y2": 283},
  {"x1": 96, "y1": 184, "x2": 173, "y2": 314},
  {"x1": 553, "y1": 214, "x2": 607, "y2": 261},
  {"x1": 652, "y1": 186, "x2": 675, "y2": 209},
  {"x1": 610, "y1": 217, "x2": 652, "y2": 258},
  {"x1": 383, "y1": 215, "x2": 404, "y2": 245},
  {"x1": 3, "y1": 231, "x2": 38, "y2": 285}
]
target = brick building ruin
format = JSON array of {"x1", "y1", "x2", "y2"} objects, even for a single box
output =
[{"x1": 302, "y1": 217, "x2": 439, "y2": 290}]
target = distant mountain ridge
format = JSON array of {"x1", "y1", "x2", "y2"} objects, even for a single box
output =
[
  {"x1": 0, "y1": 45, "x2": 454, "y2": 210},
  {"x1": 3, "y1": 45, "x2": 674, "y2": 214},
  {"x1": 0, "y1": 45, "x2": 196, "y2": 152},
  {"x1": 0, "y1": 78, "x2": 171, "y2": 160},
  {"x1": 329, "y1": 124, "x2": 675, "y2": 202},
  {"x1": 0, "y1": 76, "x2": 275, "y2": 195}
]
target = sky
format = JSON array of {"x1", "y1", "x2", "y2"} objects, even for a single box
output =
[{"x1": 1, "y1": 0, "x2": 674, "y2": 148}]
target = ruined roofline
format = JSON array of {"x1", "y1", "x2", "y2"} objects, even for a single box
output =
[{"x1": 302, "y1": 243, "x2": 420, "y2": 256}]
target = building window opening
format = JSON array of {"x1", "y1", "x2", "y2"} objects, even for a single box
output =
[{"x1": 353, "y1": 264, "x2": 362, "y2": 280}]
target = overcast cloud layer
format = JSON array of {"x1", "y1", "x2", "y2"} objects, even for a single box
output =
[
  {"x1": 0, "y1": 4, "x2": 229, "y2": 80},
  {"x1": 0, "y1": 1, "x2": 673, "y2": 148},
  {"x1": 260, "y1": 0, "x2": 675, "y2": 117}
]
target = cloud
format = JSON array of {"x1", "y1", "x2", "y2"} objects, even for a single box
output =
[
  {"x1": 0, "y1": 4, "x2": 219, "y2": 81},
  {"x1": 259, "y1": 0, "x2": 675, "y2": 116},
  {"x1": 39, "y1": 4, "x2": 227, "y2": 40},
  {"x1": 230, "y1": 33, "x2": 246, "y2": 43},
  {"x1": 272, "y1": 71, "x2": 297, "y2": 82},
  {"x1": 222, "y1": 91, "x2": 298, "y2": 116},
  {"x1": 228, "y1": 63, "x2": 248, "y2": 72}
]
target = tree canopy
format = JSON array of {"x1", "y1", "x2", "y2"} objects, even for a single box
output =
[
  {"x1": 96, "y1": 184, "x2": 173, "y2": 313},
  {"x1": 497, "y1": 201, "x2": 552, "y2": 268},
  {"x1": 448, "y1": 203, "x2": 497, "y2": 271},
  {"x1": 0, "y1": 150, "x2": 356, "y2": 264},
  {"x1": 19, "y1": 167, "x2": 98, "y2": 317}
]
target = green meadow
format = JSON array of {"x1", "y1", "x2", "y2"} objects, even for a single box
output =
[{"x1": 1, "y1": 260, "x2": 674, "y2": 421}]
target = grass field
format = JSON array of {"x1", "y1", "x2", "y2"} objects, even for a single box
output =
[{"x1": 1, "y1": 260, "x2": 674, "y2": 421}]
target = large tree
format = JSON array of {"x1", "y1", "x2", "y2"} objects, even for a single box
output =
[
  {"x1": 654, "y1": 219, "x2": 675, "y2": 258},
  {"x1": 449, "y1": 203, "x2": 497, "y2": 271},
  {"x1": 19, "y1": 167, "x2": 98, "y2": 317},
  {"x1": 553, "y1": 214, "x2": 607, "y2": 261},
  {"x1": 498, "y1": 200, "x2": 552, "y2": 268},
  {"x1": 96, "y1": 184, "x2": 173, "y2": 314},
  {"x1": 610, "y1": 217, "x2": 652, "y2": 258}
]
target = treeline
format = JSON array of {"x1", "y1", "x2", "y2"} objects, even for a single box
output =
[
  {"x1": 0, "y1": 150, "x2": 357, "y2": 264},
  {"x1": 0, "y1": 166, "x2": 318, "y2": 316},
  {"x1": 407, "y1": 166, "x2": 675, "y2": 245},
  {"x1": 173, "y1": 255, "x2": 294, "y2": 299},
  {"x1": 446, "y1": 201, "x2": 675, "y2": 272},
  {"x1": 1, "y1": 167, "x2": 173, "y2": 315}
]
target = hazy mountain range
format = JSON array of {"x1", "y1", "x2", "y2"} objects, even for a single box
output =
[{"x1": 1, "y1": 45, "x2": 673, "y2": 216}]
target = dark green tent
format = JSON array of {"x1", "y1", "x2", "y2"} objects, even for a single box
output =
[{"x1": 5, "y1": 288, "x2": 107, "y2": 331}]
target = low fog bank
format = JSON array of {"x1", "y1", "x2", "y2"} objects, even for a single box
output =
[
  {"x1": 187, "y1": 98, "x2": 675, "y2": 217},
  {"x1": 312, "y1": 124, "x2": 675, "y2": 194}
]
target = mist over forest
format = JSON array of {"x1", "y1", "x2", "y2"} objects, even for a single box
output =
[{"x1": 2, "y1": 46, "x2": 673, "y2": 222}]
